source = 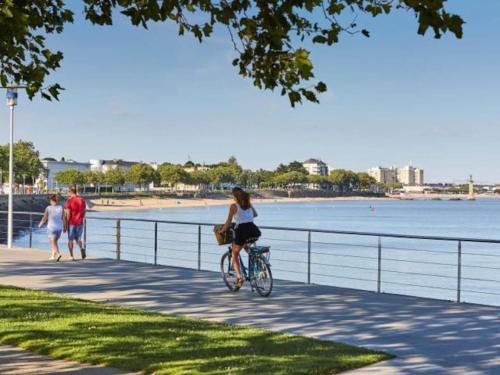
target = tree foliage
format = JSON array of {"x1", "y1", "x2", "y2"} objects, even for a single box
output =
[
  {"x1": 0, "y1": 1, "x2": 464, "y2": 105},
  {"x1": 54, "y1": 169, "x2": 86, "y2": 188},
  {"x1": 158, "y1": 163, "x2": 191, "y2": 188},
  {"x1": 104, "y1": 168, "x2": 125, "y2": 189},
  {"x1": 125, "y1": 163, "x2": 158, "y2": 189},
  {"x1": 0, "y1": 141, "x2": 41, "y2": 183}
]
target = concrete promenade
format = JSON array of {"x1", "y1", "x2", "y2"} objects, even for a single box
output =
[{"x1": 1, "y1": 247, "x2": 499, "y2": 374}]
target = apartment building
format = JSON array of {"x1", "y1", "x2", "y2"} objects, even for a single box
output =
[
  {"x1": 302, "y1": 158, "x2": 329, "y2": 176},
  {"x1": 40, "y1": 159, "x2": 91, "y2": 190},
  {"x1": 368, "y1": 165, "x2": 424, "y2": 186}
]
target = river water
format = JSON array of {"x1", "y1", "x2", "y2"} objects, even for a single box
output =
[{"x1": 17, "y1": 199, "x2": 500, "y2": 306}]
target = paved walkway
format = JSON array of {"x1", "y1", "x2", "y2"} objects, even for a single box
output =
[
  {"x1": 1, "y1": 247, "x2": 499, "y2": 374},
  {"x1": 0, "y1": 345, "x2": 127, "y2": 375}
]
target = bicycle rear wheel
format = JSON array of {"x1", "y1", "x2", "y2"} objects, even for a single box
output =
[
  {"x1": 252, "y1": 256, "x2": 273, "y2": 297},
  {"x1": 220, "y1": 252, "x2": 240, "y2": 292}
]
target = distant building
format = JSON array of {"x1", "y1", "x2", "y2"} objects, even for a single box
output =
[
  {"x1": 415, "y1": 168, "x2": 424, "y2": 186},
  {"x1": 302, "y1": 158, "x2": 329, "y2": 176},
  {"x1": 40, "y1": 159, "x2": 91, "y2": 190},
  {"x1": 368, "y1": 165, "x2": 424, "y2": 186},
  {"x1": 90, "y1": 159, "x2": 139, "y2": 173},
  {"x1": 397, "y1": 166, "x2": 416, "y2": 186},
  {"x1": 367, "y1": 166, "x2": 398, "y2": 184}
]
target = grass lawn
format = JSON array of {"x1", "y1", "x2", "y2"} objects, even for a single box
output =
[{"x1": 0, "y1": 285, "x2": 392, "y2": 374}]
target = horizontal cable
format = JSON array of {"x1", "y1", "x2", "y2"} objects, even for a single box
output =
[
  {"x1": 312, "y1": 240, "x2": 376, "y2": 249},
  {"x1": 382, "y1": 246, "x2": 456, "y2": 255},
  {"x1": 156, "y1": 254, "x2": 196, "y2": 263},
  {"x1": 156, "y1": 238, "x2": 198, "y2": 245},
  {"x1": 120, "y1": 242, "x2": 153, "y2": 250},
  {"x1": 461, "y1": 276, "x2": 500, "y2": 283},
  {"x1": 381, "y1": 268, "x2": 454, "y2": 279},
  {"x1": 382, "y1": 279, "x2": 455, "y2": 291},
  {"x1": 463, "y1": 251, "x2": 500, "y2": 258},
  {"x1": 312, "y1": 272, "x2": 376, "y2": 283},
  {"x1": 461, "y1": 289, "x2": 500, "y2": 296},
  {"x1": 311, "y1": 262, "x2": 375, "y2": 272},
  {"x1": 311, "y1": 251, "x2": 377, "y2": 260},
  {"x1": 462, "y1": 264, "x2": 500, "y2": 271},
  {"x1": 382, "y1": 257, "x2": 456, "y2": 267},
  {"x1": 157, "y1": 246, "x2": 195, "y2": 254}
]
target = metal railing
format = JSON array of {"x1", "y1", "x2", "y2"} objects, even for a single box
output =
[{"x1": 3, "y1": 210, "x2": 500, "y2": 306}]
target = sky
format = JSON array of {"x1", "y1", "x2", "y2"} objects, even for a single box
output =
[{"x1": 1, "y1": 1, "x2": 499, "y2": 183}]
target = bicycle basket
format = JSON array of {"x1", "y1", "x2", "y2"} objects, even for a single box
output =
[{"x1": 213, "y1": 224, "x2": 234, "y2": 245}]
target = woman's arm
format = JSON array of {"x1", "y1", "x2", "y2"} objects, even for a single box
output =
[
  {"x1": 251, "y1": 205, "x2": 258, "y2": 218},
  {"x1": 38, "y1": 208, "x2": 48, "y2": 228},
  {"x1": 220, "y1": 204, "x2": 237, "y2": 232}
]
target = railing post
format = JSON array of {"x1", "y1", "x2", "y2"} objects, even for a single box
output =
[
  {"x1": 154, "y1": 222, "x2": 158, "y2": 265},
  {"x1": 116, "y1": 219, "x2": 121, "y2": 261},
  {"x1": 377, "y1": 236, "x2": 382, "y2": 293},
  {"x1": 197, "y1": 225, "x2": 201, "y2": 271},
  {"x1": 28, "y1": 213, "x2": 33, "y2": 248},
  {"x1": 457, "y1": 240, "x2": 462, "y2": 303},
  {"x1": 83, "y1": 218, "x2": 87, "y2": 250},
  {"x1": 307, "y1": 231, "x2": 311, "y2": 284}
]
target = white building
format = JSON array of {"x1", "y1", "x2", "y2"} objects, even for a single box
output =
[
  {"x1": 302, "y1": 158, "x2": 329, "y2": 176},
  {"x1": 368, "y1": 165, "x2": 424, "y2": 186},
  {"x1": 90, "y1": 159, "x2": 139, "y2": 173},
  {"x1": 367, "y1": 166, "x2": 398, "y2": 184},
  {"x1": 40, "y1": 159, "x2": 91, "y2": 191}
]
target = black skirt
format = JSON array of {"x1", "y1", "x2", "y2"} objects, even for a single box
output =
[{"x1": 234, "y1": 222, "x2": 261, "y2": 246}]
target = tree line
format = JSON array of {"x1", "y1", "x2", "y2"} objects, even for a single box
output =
[{"x1": 54, "y1": 158, "x2": 378, "y2": 193}]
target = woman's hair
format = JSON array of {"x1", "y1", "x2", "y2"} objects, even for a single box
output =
[
  {"x1": 50, "y1": 194, "x2": 59, "y2": 203},
  {"x1": 232, "y1": 187, "x2": 251, "y2": 210}
]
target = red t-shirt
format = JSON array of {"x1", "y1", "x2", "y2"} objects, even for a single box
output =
[{"x1": 66, "y1": 195, "x2": 86, "y2": 226}]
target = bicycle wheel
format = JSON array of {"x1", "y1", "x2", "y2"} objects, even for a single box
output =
[
  {"x1": 252, "y1": 255, "x2": 273, "y2": 297},
  {"x1": 220, "y1": 252, "x2": 240, "y2": 292}
]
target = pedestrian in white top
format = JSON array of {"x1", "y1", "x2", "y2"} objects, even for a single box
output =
[{"x1": 38, "y1": 194, "x2": 65, "y2": 262}]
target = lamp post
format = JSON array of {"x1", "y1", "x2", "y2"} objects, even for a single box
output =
[{"x1": 6, "y1": 86, "x2": 18, "y2": 248}]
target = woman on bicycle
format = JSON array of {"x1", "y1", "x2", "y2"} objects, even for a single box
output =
[{"x1": 220, "y1": 187, "x2": 261, "y2": 288}]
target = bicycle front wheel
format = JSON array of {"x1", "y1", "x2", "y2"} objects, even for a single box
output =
[
  {"x1": 253, "y1": 256, "x2": 273, "y2": 297},
  {"x1": 221, "y1": 252, "x2": 239, "y2": 292}
]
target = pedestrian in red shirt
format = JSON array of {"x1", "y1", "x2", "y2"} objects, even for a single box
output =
[{"x1": 64, "y1": 187, "x2": 86, "y2": 260}]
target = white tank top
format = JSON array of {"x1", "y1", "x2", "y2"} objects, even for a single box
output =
[
  {"x1": 47, "y1": 205, "x2": 64, "y2": 231},
  {"x1": 234, "y1": 204, "x2": 254, "y2": 225}
]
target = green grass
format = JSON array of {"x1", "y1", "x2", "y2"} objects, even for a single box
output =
[{"x1": 0, "y1": 285, "x2": 392, "y2": 374}]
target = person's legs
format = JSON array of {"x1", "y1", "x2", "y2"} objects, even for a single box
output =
[
  {"x1": 231, "y1": 244, "x2": 243, "y2": 280},
  {"x1": 74, "y1": 225, "x2": 86, "y2": 259},
  {"x1": 67, "y1": 239, "x2": 75, "y2": 259}
]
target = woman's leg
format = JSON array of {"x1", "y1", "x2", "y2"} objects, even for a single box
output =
[
  {"x1": 231, "y1": 244, "x2": 243, "y2": 280},
  {"x1": 53, "y1": 236, "x2": 61, "y2": 257},
  {"x1": 49, "y1": 237, "x2": 57, "y2": 258}
]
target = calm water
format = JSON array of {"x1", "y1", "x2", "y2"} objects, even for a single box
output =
[{"x1": 18, "y1": 199, "x2": 500, "y2": 306}]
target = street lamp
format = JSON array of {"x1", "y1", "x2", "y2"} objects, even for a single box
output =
[{"x1": 6, "y1": 86, "x2": 18, "y2": 248}]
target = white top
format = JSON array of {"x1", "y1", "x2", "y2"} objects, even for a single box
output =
[
  {"x1": 234, "y1": 204, "x2": 254, "y2": 225},
  {"x1": 47, "y1": 205, "x2": 64, "y2": 231}
]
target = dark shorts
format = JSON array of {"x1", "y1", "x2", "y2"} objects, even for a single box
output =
[
  {"x1": 68, "y1": 225, "x2": 84, "y2": 241},
  {"x1": 234, "y1": 222, "x2": 261, "y2": 246}
]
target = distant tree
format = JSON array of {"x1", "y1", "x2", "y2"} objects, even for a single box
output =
[
  {"x1": 84, "y1": 171, "x2": 104, "y2": 193},
  {"x1": 189, "y1": 169, "x2": 210, "y2": 187},
  {"x1": 307, "y1": 174, "x2": 331, "y2": 189},
  {"x1": 357, "y1": 172, "x2": 377, "y2": 191},
  {"x1": 273, "y1": 171, "x2": 307, "y2": 188},
  {"x1": 0, "y1": 140, "x2": 42, "y2": 184},
  {"x1": 275, "y1": 161, "x2": 308, "y2": 175},
  {"x1": 104, "y1": 168, "x2": 125, "y2": 192},
  {"x1": 255, "y1": 169, "x2": 276, "y2": 188},
  {"x1": 125, "y1": 163, "x2": 158, "y2": 191},
  {"x1": 54, "y1": 169, "x2": 86, "y2": 191},
  {"x1": 184, "y1": 160, "x2": 195, "y2": 168},
  {"x1": 329, "y1": 169, "x2": 359, "y2": 193},
  {"x1": 158, "y1": 163, "x2": 191, "y2": 190},
  {"x1": 227, "y1": 156, "x2": 238, "y2": 166}
]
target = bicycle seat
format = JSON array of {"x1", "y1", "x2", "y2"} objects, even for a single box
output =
[{"x1": 253, "y1": 245, "x2": 270, "y2": 254}]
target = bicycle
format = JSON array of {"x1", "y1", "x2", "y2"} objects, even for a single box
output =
[{"x1": 220, "y1": 231, "x2": 273, "y2": 297}]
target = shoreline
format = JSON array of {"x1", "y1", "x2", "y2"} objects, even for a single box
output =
[{"x1": 88, "y1": 196, "x2": 393, "y2": 212}]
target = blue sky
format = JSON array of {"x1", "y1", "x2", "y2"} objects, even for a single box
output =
[{"x1": 1, "y1": 1, "x2": 499, "y2": 183}]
